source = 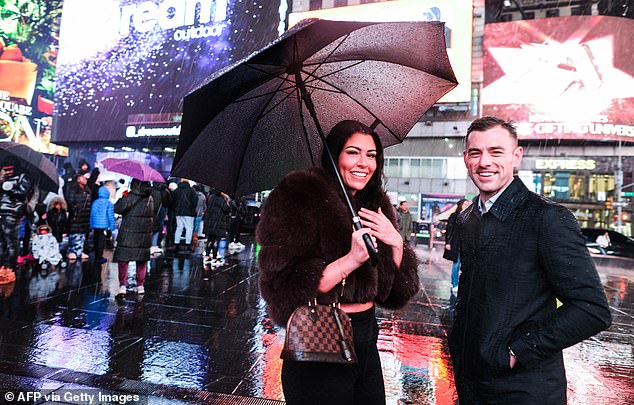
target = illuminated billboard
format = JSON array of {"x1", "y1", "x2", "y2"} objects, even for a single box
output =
[
  {"x1": 288, "y1": 0, "x2": 472, "y2": 104},
  {"x1": 483, "y1": 16, "x2": 634, "y2": 142},
  {"x1": 0, "y1": 0, "x2": 67, "y2": 155},
  {"x1": 52, "y1": 0, "x2": 282, "y2": 144}
]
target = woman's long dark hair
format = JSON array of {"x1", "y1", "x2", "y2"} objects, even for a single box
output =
[{"x1": 320, "y1": 120, "x2": 384, "y2": 210}]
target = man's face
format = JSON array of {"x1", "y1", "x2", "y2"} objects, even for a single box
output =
[
  {"x1": 76, "y1": 175, "x2": 87, "y2": 186},
  {"x1": 463, "y1": 126, "x2": 523, "y2": 202}
]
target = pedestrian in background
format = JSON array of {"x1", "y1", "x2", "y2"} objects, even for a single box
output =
[
  {"x1": 193, "y1": 184, "x2": 207, "y2": 243},
  {"x1": 113, "y1": 179, "x2": 153, "y2": 295},
  {"x1": 66, "y1": 171, "x2": 92, "y2": 260},
  {"x1": 443, "y1": 198, "x2": 469, "y2": 294},
  {"x1": 227, "y1": 197, "x2": 245, "y2": 251},
  {"x1": 257, "y1": 120, "x2": 419, "y2": 404},
  {"x1": 46, "y1": 196, "x2": 68, "y2": 245},
  {"x1": 396, "y1": 201, "x2": 412, "y2": 245},
  {"x1": 0, "y1": 157, "x2": 33, "y2": 283},
  {"x1": 90, "y1": 185, "x2": 115, "y2": 264},
  {"x1": 150, "y1": 182, "x2": 166, "y2": 255},
  {"x1": 449, "y1": 116, "x2": 611, "y2": 404},
  {"x1": 172, "y1": 179, "x2": 197, "y2": 253},
  {"x1": 203, "y1": 189, "x2": 229, "y2": 266}
]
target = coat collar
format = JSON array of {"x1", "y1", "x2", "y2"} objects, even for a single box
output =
[{"x1": 484, "y1": 177, "x2": 529, "y2": 222}]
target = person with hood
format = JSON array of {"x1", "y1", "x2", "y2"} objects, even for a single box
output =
[
  {"x1": 0, "y1": 157, "x2": 33, "y2": 283},
  {"x1": 113, "y1": 179, "x2": 153, "y2": 295},
  {"x1": 90, "y1": 185, "x2": 116, "y2": 264},
  {"x1": 46, "y1": 196, "x2": 68, "y2": 244},
  {"x1": 66, "y1": 171, "x2": 92, "y2": 260}
]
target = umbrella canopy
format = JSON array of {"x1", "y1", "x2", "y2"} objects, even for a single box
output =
[
  {"x1": 0, "y1": 142, "x2": 59, "y2": 192},
  {"x1": 171, "y1": 19, "x2": 458, "y2": 197},
  {"x1": 101, "y1": 158, "x2": 164, "y2": 183}
]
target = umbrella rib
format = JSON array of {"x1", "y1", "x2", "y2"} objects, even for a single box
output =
[
  {"x1": 294, "y1": 35, "x2": 317, "y2": 166},
  {"x1": 301, "y1": 67, "x2": 401, "y2": 143},
  {"x1": 232, "y1": 73, "x2": 293, "y2": 195},
  {"x1": 304, "y1": 34, "x2": 350, "y2": 80}
]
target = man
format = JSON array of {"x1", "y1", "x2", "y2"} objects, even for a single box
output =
[
  {"x1": 449, "y1": 116, "x2": 611, "y2": 403},
  {"x1": 0, "y1": 158, "x2": 32, "y2": 282},
  {"x1": 66, "y1": 171, "x2": 92, "y2": 260},
  {"x1": 396, "y1": 201, "x2": 413, "y2": 244},
  {"x1": 172, "y1": 178, "x2": 197, "y2": 253}
]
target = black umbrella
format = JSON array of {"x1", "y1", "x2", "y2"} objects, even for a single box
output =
[
  {"x1": 172, "y1": 19, "x2": 458, "y2": 262},
  {"x1": 0, "y1": 142, "x2": 59, "y2": 192}
]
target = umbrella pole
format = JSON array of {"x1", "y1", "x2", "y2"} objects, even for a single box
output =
[{"x1": 295, "y1": 71, "x2": 378, "y2": 265}]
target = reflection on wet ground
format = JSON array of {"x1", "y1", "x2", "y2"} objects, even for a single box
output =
[{"x1": 0, "y1": 239, "x2": 632, "y2": 404}]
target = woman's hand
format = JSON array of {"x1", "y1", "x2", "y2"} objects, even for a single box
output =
[
  {"x1": 349, "y1": 227, "x2": 374, "y2": 266},
  {"x1": 359, "y1": 207, "x2": 402, "y2": 249},
  {"x1": 359, "y1": 207, "x2": 404, "y2": 267}
]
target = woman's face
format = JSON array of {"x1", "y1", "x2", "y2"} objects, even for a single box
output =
[
  {"x1": 459, "y1": 200, "x2": 470, "y2": 211},
  {"x1": 337, "y1": 132, "x2": 377, "y2": 196}
]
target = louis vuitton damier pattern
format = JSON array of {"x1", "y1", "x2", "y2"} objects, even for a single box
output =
[{"x1": 282, "y1": 303, "x2": 357, "y2": 363}]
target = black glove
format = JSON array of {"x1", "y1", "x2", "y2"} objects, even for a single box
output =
[{"x1": 105, "y1": 229, "x2": 112, "y2": 238}]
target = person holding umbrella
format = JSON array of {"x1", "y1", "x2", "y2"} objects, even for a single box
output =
[
  {"x1": 113, "y1": 179, "x2": 153, "y2": 295},
  {"x1": 0, "y1": 157, "x2": 33, "y2": 283},
  {"x1": 257, "y1": 120, "x2": 420, "y2": 404}
]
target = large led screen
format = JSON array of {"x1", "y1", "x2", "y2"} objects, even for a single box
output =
[
  {"x1": 288, "y1": 0, "x2": 472, "y2": 104},
  {"x1": 52, "y1": 0, "x2": 283, "y2": 144},
  {"x1": 0, "y1": 0, "x2": 67, "y2": 155},
  {"x1": 483, "y1": 16, "x2": 634, "y2": 142}
]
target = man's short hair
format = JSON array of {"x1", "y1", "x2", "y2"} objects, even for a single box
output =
[{"x1": 465, "y1": 116, "x2": 518, "y2": 147}]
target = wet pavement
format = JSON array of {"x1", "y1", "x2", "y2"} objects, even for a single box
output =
[{"x1": 0, "y1": 237, "x2": 632, "y2": 404}]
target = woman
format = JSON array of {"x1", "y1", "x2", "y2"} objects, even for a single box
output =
[
  {"x1": 113, "y1": 179, "x2": 153, "y2": 295},
  {"x1": 443, "y1": 198, "x2": 470, "y2": 293},
  {"x1": 257, "y1": 120, "x2": 420, "y2": 404}
]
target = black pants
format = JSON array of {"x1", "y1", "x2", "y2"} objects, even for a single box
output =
[
  {"x1": 0, "y1": 214, "x2": 20, "y2": 267},
  {"x1": 205, "y1": 234, "x2": 222, "y2": 258},
  {"x1": 281, "y1": 306, "x2": 385, "y2": 405},
  {"x1": 228, "y1": 218, "x2": 241, "y2": 243},
  {"x1": 93, "y1": 228, "x2": 106, "y2": 260}
]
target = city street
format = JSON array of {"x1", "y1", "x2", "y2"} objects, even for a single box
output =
[{"x1": 0, "y1": 239, "x2": 632, "y2": 404}]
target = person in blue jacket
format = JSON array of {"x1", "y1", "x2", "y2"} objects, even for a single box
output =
[{"x1": 90, "y1": 186, "x2": 115, "y2": 264}]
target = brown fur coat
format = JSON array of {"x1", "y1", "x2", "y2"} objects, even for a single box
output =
[{"x1": 257, "y1": 167, "x2": 419, "y2": 326}]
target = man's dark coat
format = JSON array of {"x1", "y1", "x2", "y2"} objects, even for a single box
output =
[{"x1": 449, "y1": 177, "x2": 611, "y2": 404}]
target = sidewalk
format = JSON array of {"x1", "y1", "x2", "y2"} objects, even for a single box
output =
[{"x1": 0, "y1": 239, "x2": 631, "y2": 404}]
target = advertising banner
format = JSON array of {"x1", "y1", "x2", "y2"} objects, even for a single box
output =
[
  {"x1": 483, "y1": 16, "x2": 634, "y2": 142},
  {"x1": 0, "y1": 0, "x2": 67, "y2": 155},
  {"x1": 52, "y1": 0, "x2": 283, "y2": 144},
  {"x1": 288, "y1": 0, "x2": 472, "y2": 104}
]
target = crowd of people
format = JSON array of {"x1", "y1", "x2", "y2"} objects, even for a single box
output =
[{"x1": 0, "y1": 157, "x2": 250, "y2": 288}]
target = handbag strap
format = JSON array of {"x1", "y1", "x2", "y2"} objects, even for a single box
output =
[{"x1": 331, "y1": 306, "x2": 355, "y2": 362}]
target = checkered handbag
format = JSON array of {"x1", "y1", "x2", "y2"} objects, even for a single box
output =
[{"x1": 282, "y1": 300, "x2": 357, "y2": 364}]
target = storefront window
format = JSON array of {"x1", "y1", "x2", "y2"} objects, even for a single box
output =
[
  {"x1": 589, "y1": 174, "x2": 615, "y2": 201},
  {"x1": 569, "y1": 174, "x2": 585, "y2": 201}
]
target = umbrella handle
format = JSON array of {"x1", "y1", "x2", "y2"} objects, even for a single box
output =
[{"x1": 353, "y1": 217, "x2": 379, "y2": 266}]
